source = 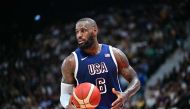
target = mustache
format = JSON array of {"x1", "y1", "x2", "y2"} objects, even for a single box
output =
[{"x1": 78, "y1": 35, "x2": 94, "y2": 49}]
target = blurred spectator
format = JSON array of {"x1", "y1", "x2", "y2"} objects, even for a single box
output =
[
  {"x1": 0, "y1": 0, "x2": 189, "y2": 108},
  {"x1": 145, "y1": 53, "x2": 190, "y2": 109}
]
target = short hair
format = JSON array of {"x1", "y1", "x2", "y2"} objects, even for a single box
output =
[{"x1": 77, "y1": 18, "x2": 97, "y2": 28}]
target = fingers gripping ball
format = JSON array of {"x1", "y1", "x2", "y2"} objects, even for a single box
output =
[{"x1": 71, "y1": 83, "x2": 101, "y2": 109}]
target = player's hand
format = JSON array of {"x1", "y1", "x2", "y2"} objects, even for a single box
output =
[
  {"x1": 66, "y1": 95, "x2": 77, "y2": 109},
  {"x1": 65, "y1": 105, "x2": 77, "y2": 109},
  {"x1": 111, "y1": 88, "x2": 128, "y2": 109}
]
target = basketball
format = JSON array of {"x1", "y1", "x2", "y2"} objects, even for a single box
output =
[{"x1": 71, "y1": 82, "x2": 101, "y2": 109}]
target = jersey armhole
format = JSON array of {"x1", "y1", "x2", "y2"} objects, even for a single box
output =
[
  {"x1": 72, "y1": 52, "x2": 79, "y2": 85},
  {"x1": 109, "y1": 46, "x2": 122, "y2": 92},
  {"x1": 109, "y1": 46, "x2": 118, "y2": 72}
]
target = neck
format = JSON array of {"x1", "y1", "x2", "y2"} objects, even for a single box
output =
[{"x1": 83, "y1": 41, "x2": 101, "y2": 55}]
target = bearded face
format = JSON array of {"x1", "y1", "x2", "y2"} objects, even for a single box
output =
[
  {"x1": 75, "y1": 21, "x2": 96, "y2": 50},
  {"x1": 78, "y1": 32, "x2": 95, "y2": 50}
]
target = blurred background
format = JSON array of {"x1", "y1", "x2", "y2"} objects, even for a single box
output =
[{"x1": 0, "y1": 0, "x2": 190, "y2": 109}]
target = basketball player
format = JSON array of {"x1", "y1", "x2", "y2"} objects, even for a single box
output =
[{"x1": 60, "y1": 18, "x2": 140, "y2": 109}]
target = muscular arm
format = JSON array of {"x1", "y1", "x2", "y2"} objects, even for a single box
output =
[
  {"x1": 113, "y1": 47, "x2": 140, "y2": 98},
  {"x1": 60, "y1": 53, "x2": 76, "y2": 109},
  {"x1": 61, "y1": 54, "x2": 76, "y2": 84}
]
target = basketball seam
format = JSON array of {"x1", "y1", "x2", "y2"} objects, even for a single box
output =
[
  {"x1": 84, "y1": 84, "x2": 94, "y2": 103},
  {"x1": 73, "y1": 84, "x2": 98, "y2": 108},
  {"x1": 73, "y1": 90, "x2": 83, "y2": 104},
  {"x1": 81, "y1": 86, "x2": 87, "y2": 109},
  {"x1": 84, "y1": 84, "x2": 98, "y2": 108}
]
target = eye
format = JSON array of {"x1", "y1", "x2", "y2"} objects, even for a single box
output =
[
  {"x1": 76, "y1": 28, "x2": 87, "y2": 34},
  {"x1": 81, "y1": 28, "x2": 87, "y2": 33}
]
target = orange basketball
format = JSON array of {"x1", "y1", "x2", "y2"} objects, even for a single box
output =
[{"x1": 71, "y1": 82, "x2": 101, "y2": 109}]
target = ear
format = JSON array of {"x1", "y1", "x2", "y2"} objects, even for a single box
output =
[{"x1": 93, "y1": 26, "x2": 98, "y2": 34}]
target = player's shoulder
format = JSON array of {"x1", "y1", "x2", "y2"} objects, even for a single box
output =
[
  {"x1": 65, "y1": 53, "x2": 75, "y2": 62},
  {"x1": 111, "y1": 46, "x2": 128, "y2": 61},
  {"x1": 61, "y1": 53, "x2": 75, "y2": 69},
  {"x1": 111, "y1": 46, "x2": 129, "y2": 68},
  {"x1": 111, "y1": 46, "x2": 125, "y2": 56},
  {"x1": 104, "y1": 44, "x2": 121, "y2": 52},
  {"x1": 103, "y1": 44, "x2": 123, "y2": 56}
]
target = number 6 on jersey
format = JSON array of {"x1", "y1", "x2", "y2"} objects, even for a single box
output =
[{"x1": 96, "y1": 78, "x2": 107, "y2": 94}]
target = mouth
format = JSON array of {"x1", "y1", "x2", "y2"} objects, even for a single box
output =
[{"x1": 78, "y1": 40, "x2": 85, "y2": 44}]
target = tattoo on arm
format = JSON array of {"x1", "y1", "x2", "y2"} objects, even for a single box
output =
[
  {"x1": 61, "y1": 54, "x2": 76, "y2": 84},
  {"x1": 113, "y1": 47, "x2": 140, "y2": 97},
  {"x1": 123, "y1": 66, "x2": 140, "y2": 98}
]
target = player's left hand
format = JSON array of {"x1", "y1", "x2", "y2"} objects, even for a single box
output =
[{"x1": 111, "y1": 88, "x2": 128, "y2": 109}]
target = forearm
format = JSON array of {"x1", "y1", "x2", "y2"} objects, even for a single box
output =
[{"x1": 124, "y1": 77, "x2": 140, "y2": 98}]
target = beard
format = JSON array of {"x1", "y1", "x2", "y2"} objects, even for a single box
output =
[{"x1": 78, "y1": 34, "x2": 95, "y2": 50}]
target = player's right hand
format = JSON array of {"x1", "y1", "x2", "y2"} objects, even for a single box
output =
[
  {"x1": 111, "y1": 88, "x2": 128, "y2": 109},
  {"x1": 66, "y1": 96, "x2": 77, "y2": 109},
  {"x1": 65, "y1": 105, "x2": 77, "y2": 109}
]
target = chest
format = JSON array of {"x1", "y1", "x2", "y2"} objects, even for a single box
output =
[{"x1": 77, "y1": 55, "x2": 116, "y2": 78}]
